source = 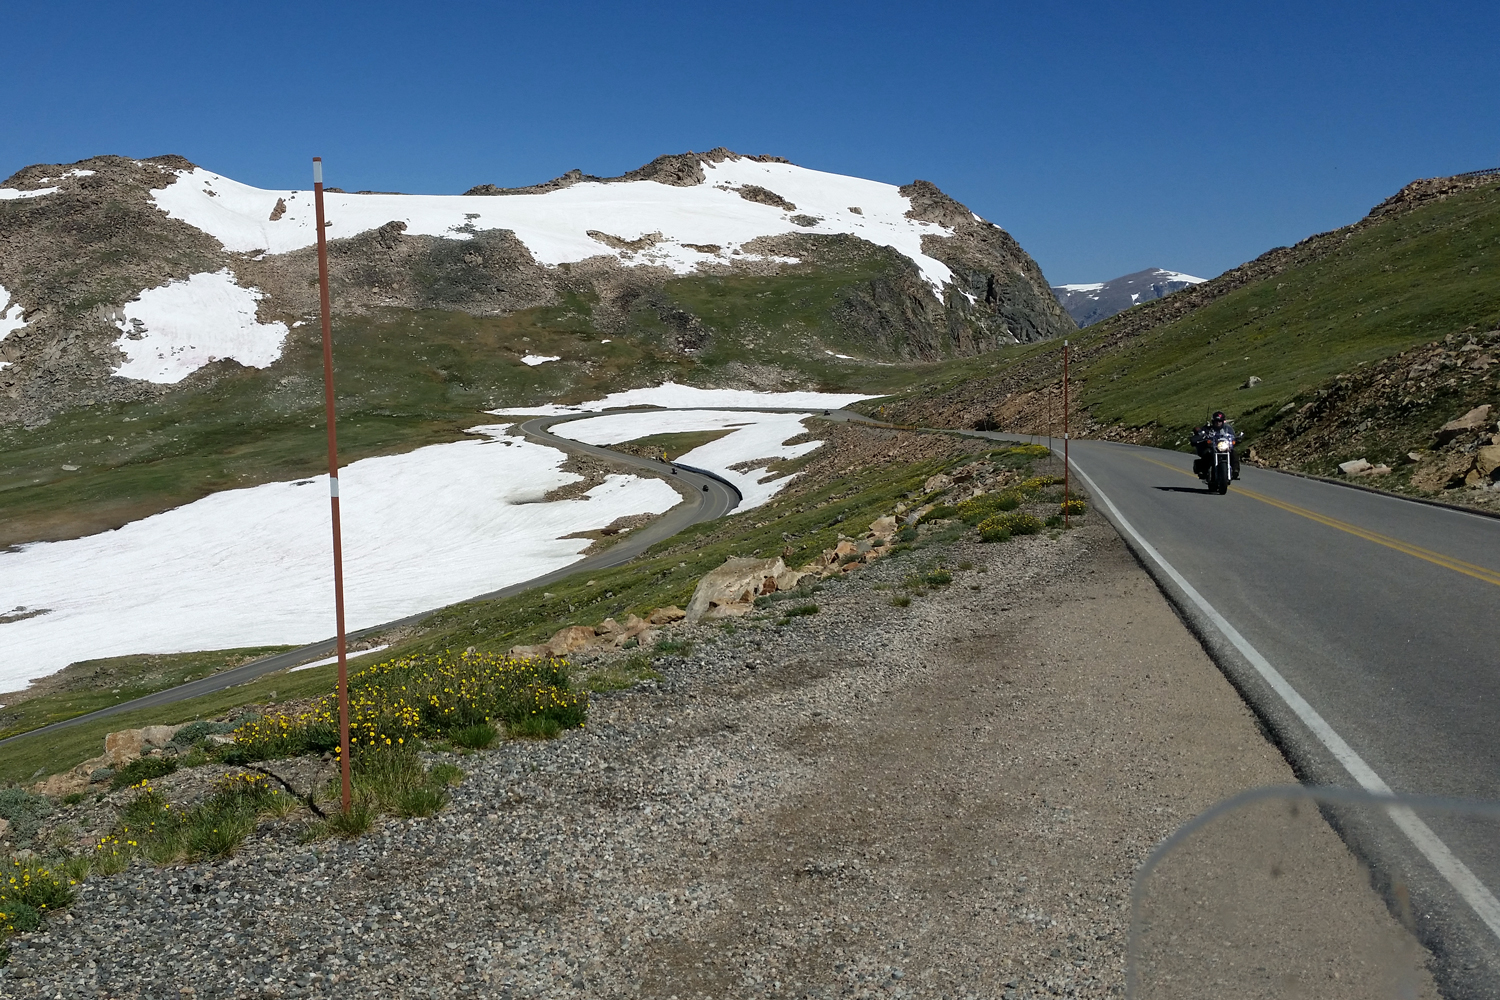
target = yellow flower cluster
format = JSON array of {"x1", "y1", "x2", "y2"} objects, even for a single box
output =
[
  {"x1": 231, "y1": 650, "x2": 586, "y2": 762},
  {"x1": 1, "y1": 856, "x2": 76, "y2": 931}
]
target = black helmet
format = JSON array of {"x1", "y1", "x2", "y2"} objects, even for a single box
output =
[{"x1": 1211, "y1": 410, "x2": 1227, "y2": 425}]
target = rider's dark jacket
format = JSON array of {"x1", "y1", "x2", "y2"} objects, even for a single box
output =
[{"x1": 1191, "y1": 421, "x2": 1241, "y2": 475}]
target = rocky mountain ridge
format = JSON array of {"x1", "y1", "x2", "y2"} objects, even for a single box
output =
[
  {"x1": 0, "y1": 150, "x2": 1074, "y2": 426},
  {"x1": 1052, "y1": 267, "x2": 1205, "y2": 327}
]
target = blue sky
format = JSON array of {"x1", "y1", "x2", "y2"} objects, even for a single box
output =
[{"x1": 5, "y1": 1, "x2": 1496, "y2": 283}]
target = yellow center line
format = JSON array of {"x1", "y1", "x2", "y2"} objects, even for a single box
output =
[{"x1": 1132, "y1": 453, "x2": 1500, "y2": 588}]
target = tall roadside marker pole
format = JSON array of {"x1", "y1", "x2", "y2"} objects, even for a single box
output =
[
  {"x1": 313, "y1": 157, "x2": 352, "y2": 813},
  {"x1": 1063, "y1": 339, "x2": 1071, "y2": 529}
]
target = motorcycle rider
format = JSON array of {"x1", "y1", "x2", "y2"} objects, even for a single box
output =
[{"x1": 1191, "y1": 410, "x2": 1241, "y2": 479}]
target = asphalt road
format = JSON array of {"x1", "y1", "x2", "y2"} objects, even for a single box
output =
[
  {"x1": 0, "y1": 412, "x2": 741, "y2": 745},
  {"x1": 1038, "y1": 437, "x2": 1500, "y2": 995}
]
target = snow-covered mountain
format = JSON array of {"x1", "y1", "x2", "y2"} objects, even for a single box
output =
[
  {"x1": 0, "y1": 149, "x2": 1073, "y2": 422},
  {"x1": 1052, "y1": 267, "x2": 1206, "y2": 327}
]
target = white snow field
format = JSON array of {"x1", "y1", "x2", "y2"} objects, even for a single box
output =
[
  {"x1": 490, "y1": 381, "x2": 873, "y2": 416},
  {"x1": 520, "y1": 354, "x2": 561, "y2": 366},
  {"x1": 152, "y1": 158, "x2": 959, "y2": 292},
  {"x1": 554, "y1": 409, "x2": 821, "y2": 508},
  {"x1": 0, "y1": 284, "x2": 26, "y2": 370},
  {"x1": 0, "y1": 427, "x2": 679, "y2": 690},
  {"x1": 1155, "y1": 269, "x2": 1206, "y2": 285},
  {"x1": 112, "y1": 270, "x2": 289, "y2": 384}
]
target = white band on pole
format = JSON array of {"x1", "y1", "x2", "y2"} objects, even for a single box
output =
[
  {"x1": 313, "y1": 159, "x2": 323, "y2": 184},
  {"x1": 329, "y1": 476, "x2": 339, "y2": 497}
]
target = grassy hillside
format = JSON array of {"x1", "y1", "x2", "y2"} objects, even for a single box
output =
[
  {"x1": 869, "y1": 174, "x2": 1500, "y2": 491},
  {"x1": 1080, "y1": 180, "x2": 1499, "y2": 436}
]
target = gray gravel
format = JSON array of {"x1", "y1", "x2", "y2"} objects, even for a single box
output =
[{"x1": 1, "y1": 515, "x2": 1317, "y2": 999}]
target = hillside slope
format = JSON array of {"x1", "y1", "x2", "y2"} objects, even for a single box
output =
[
  {"x1": 0, "y1": 150, "x2": 1073, "y2": 546},
  {"x1": 871, "y1": 169, "x2": 1500, "y2": 507}
]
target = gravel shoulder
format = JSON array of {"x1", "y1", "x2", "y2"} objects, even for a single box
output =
[{"x1": 2, "y1": 515, "x2": 1434, "y2": 998}]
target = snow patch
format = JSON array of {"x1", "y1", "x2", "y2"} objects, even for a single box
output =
[
  {"x1": 0, "y1": 185, "x2": 58, "y2": 201},
  {"x1": 0, "y1": 285, "x2": 27, "y2": 371},
  {"x1": 0, "y1": 169, "x2": 94, "y2": 201},
  {"x1": 1153, "y1": 269, "x2": 1206, "y2": 284},
  {"x1": 521, "y1": 354, "x2": 561, "y2": 366},
  {"x1": 554, "y1": 409, "x2": 821, "y2": 508},
  {"x1": 1057, "y1": 282, "x2": 1105, "y2": 293},
  {"x1": 489, "y1": 381, "x2": 874, "y2": 416},
  {"x1": 151, "y1": 160, "x2": 958, "y2": 294},
  {"x1": 111, "y1": 270, "x2": 289, "y2": 384},
  {"x1": 0, "y1": 425, "x2": 681, "y2": 687}
]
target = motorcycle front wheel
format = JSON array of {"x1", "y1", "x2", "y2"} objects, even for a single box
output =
[{"x1": 1211, "y1": 464, "x2": 1230, "y2": 495}]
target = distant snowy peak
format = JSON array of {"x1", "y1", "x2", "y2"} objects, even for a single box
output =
[
  {"x1": 1051, "y1": 267, "x2": 1206, "y2": 327},
  {"x1": 150, "y1": 152, "x2": 960, "y2": 294}
]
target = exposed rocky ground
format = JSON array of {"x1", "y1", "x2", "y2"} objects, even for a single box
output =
[{"x1": 1, "y1": 487, "x2": 1431, "y2": 998}]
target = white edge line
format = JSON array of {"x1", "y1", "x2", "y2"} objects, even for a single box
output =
[{"x1": 1068, "y1": 455, "x2": 1500, "y2": 942}]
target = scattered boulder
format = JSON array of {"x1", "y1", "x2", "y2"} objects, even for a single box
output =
[
  {"x1": 103, "y1": 723, "x2": 184, "y2": 765},
  {"x1": 1241, "y1": 375, "x2": 1263, "y2": 389},
  {"x1": 1338, "y1": 458, "x2": 1373, "y2": 476},
  {"x1": 923, "y1": 473, "x2": 952, "y2": 493},
  {"x1": 1473, "y1": 444, "x2": 1500, "y2": 482},
  {"x1": 686, "y1": 556, "x2": 787, "y2": 622},
  {"x1": 544, "y1": 626, "x2": 600, "y2": 657},
  {"x1": 868, "y1": 515, "x2": 898, "y2": 539},
  {"x1": 647, "y1": 605, "x2": 686, "y2": 625},
  {"x1": 0, "y1": 817, "x2": 9, "y2": 841},
  {"x1": 1433, "y1": 405, "x2": 1492, "y2": 447}
]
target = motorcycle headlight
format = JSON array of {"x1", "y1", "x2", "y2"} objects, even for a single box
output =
[{"x1": 1217, "y1": 440, "x2": 1230, "y2": 452}]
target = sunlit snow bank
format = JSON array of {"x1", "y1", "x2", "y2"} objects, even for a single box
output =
[
  {"x1": 0, "y1": 426, "x2": 679, "y2": 689},
  {"x1": 490, "y1": 381, "x2": 874, "y2": 416},
  {"x1": 0, "y1": 285, "x2": 26, "y2": 370},
  {"x1": 554, "y1": 409, "x2": 821, "y2": 508},
  {"x1": 151, "y1": 158, "x2": 958, "y2": 292},
  {"x1": 112, "y1": 270, "x2": 289, "y2": 383},
  {"x1": 521, "y1": 354, "x2": 561, "y2": 366}
]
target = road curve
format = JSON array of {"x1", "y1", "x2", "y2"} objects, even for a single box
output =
[{"x1": 0, "y1": 411, "x2": 743, "y2": 745}]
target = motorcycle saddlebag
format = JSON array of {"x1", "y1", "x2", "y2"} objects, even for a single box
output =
[{"x1": 1192, "y1": 457, "x2": 1206, "y2": 476}]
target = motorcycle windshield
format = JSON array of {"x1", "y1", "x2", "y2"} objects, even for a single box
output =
[{"x1": 1128, "y1": 786, "x2": 1500, "y2": 999}]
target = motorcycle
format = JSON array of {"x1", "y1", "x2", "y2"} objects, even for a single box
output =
[{"x1": 1193, "y1": 425, "x2": 1239, "y2": 494}]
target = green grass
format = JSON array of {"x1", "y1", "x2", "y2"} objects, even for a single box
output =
[
  {"x1": 615, "y1": 428, "x2": 735, "y2": 461},
  {"x1": 109, "y1": 756, "x2": 178, "y2": 790},
  {"x1": 0, "y1": 658, "x2": 349, "y2": 787},
  {"x1": 583, "y1": 654, "x2": 662, "y2": 693},
  {"x1": 0, "y1": 646, "x2": 294, "y2": 741}
]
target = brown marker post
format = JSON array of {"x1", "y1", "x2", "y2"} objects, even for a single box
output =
[
  {"x1": 312, "y1": 157, "x2": 352, "y2": 813},
  {"x1": 1063, "y1": 339, "x2": 1070, "y2": 529}
]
